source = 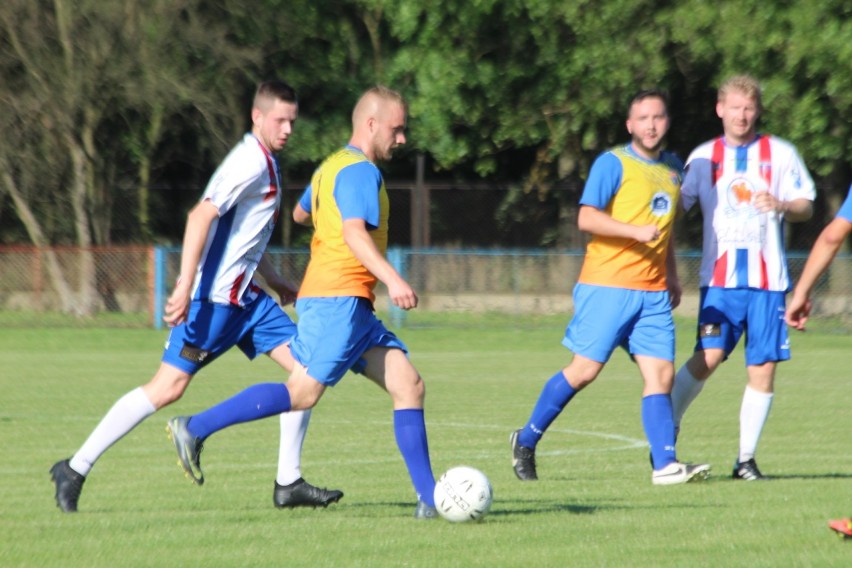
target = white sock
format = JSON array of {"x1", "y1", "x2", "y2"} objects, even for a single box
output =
[
  {"x1": 69, "y1": 387, "x2": 156, "y2": 476},
  {"x1": 739, "y1": 385, "x2": 773, "y2": 462},
  {"x1": 671, "y1": 364, "x2": 705, "y2": 430},
  {"x1": 276, "y1": 409, "x2": 311, "y2": 485}
]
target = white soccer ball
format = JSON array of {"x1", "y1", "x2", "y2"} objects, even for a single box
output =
[{"x1": 433, "y1": 466, "x2": 493, "y2": 523}]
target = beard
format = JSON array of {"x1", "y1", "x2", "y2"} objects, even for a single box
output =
[
  {"x1": 373, "y1": 143, "x2": 394, "y2": 162},
  {"x1": 631, "y1": 133, "x2": 664, "y2": 156}
]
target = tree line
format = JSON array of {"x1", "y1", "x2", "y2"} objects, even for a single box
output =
[{"x1": 1, "y1": 0, "x2": 850, "y2": 253}]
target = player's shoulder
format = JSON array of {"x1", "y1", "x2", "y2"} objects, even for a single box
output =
[
  {"x1": 762, "y1": 134, "x2": 802, "y2": 157},
  {"x1": 222, "y1": 134, "x2": 269, "y2": 170},
  {"x1": 659, "y1": 150, "x2": 684, "y2": 171},
  {"x1": 604, "y1": 144, "x2": 629, "y2": 158},
  {"x1": 686, "y1": 138, "x2": 719, "y2": 162},
  {"x1": 319, "y1": 146, "x2": 376, "y2": 173},
  {"x1": 591, "y1": 145, "x2": 626, "y2": 168}
]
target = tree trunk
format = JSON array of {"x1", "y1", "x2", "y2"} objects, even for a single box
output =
[
  {"x1": 0, "y1": 167, "x2": 77, "y2": 312},
  {"x1": 67, "y1": 135, "x2": 99, "y2": 316}
]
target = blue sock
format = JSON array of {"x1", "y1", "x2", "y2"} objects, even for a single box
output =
[
  {"x1": 394, "y1": 409, "x2": 435, "y2": 507},
  {"x1": 188, "y1": 383, "x2": 291, "y2": 441},
  {"x1": 642, "y1": 393, "x2": 677, "y2": 470},
  {"x1": 518, "y1": 371, "x2": 577, "y2": 449}
]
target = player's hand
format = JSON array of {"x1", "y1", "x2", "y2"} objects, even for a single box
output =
[
  {"x1": 277, "y1": 287, "x2": 298, "y2": 306},
  {"x1": 634, "y1": 224, "x2": 661, "y2": 243},
  {"x1": 667, "y1": 279, "x2": 682, "y2": 310},
  {"x1": 753, "y1": 192, "x2": 781, "y2": 214},
  {"x1": 387, "y1": 278, "x2": 418, "y2": 310},
  {"x1": 270, "y1": 279, "x2": 299, "y2": 306},
  {"x1": 785, "y1": 294, "x2": 812, "y2": 331},
  {"x1": 163, "y1": 284, "x2": 192, "y2": 327}
]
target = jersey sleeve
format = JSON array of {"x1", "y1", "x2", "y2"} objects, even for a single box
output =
[
  {"x1": 777, "y1": 144, "x2": 816, "y2": 202},
  {"x1": 298, "y1": 185, "x2": 312, "y2": 213},
  {"x1": 334, "y1": 161, "x2": 383, "y2": 229},
  {"x1": 203, "y1": 147, "x2": 266, "y2": 216},
  {"x1": 837, "y1": 185, "x2": 852, "y2": 222},
  {"x1": 680, "y1": 157, "x2": 712, "y2": 212},
  {"x1": 580, "y1": 152, "x2": 623, "y2": 209}
]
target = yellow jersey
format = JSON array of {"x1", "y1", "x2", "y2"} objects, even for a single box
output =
[
  {"x1": 578, "y1": 145, "x2": 682, "y2": 291},
  {"x1": 298, "y1": 146, "x2": 389, "y2": 302}
]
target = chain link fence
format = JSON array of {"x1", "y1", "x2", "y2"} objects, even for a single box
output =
[
  {"x1": 1, "y1": 244, "x2": 849, "y2": 329},
  {"x1": 1, "y1": 183, "x2": 849, "y2": 328}
]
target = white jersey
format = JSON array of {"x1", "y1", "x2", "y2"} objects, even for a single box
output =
[
  {"x1": 192, "y1": 133, "x2": 281, "y2": 306},
  {"x1": 681, "y1": 135, "x2": 815, "y2": 291}
]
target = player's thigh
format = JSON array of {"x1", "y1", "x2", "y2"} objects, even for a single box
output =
[
  {"x1": 363, "y1": 347, "x2": 423, "y2": 407},
  {"x1": 628, "y1": 290, "x2": 675, "y2": 361},
  {"x1": 744, "y1": 290, "x2": 790, "y2": 366},
  {"x1": 289, "y1": 297, "x2": 368, "y2": 386},
  {"x1": 562, "y1": 284, "x2": 641, "y2": 363},
  {"x1": 694, "y1": 287, "x2": 746, "y2": 357},
  {"x1": 266, "y1": 342, "x2": 295, "y2": 374},
  {"x1": 162, "y1": 301, "x2": 247, "y2": 373},
  {"x1": 238, "y1": 292, "x2": 297, "y2": 362}
]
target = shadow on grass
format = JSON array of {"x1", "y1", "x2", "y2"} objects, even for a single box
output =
[
  {"x1": 371, "y1": 500, "x2": 612, "y2": 518},
  {"x1": 765, "y1": 473, "x2": 852, "y2": 480}
]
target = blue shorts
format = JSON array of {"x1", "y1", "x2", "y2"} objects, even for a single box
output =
[
  {"x1": 694, "y1": 287, "x2": 790, "y2": 366},
  {"x1": 162, "y1": 291, "x2": 296, "y2": 374},
  {"x1": 290, "y1": 296, "x2": 407, "y2": 386},
  {"x1": 563, "y1": 283, "x2": 675, "y2": 363}
]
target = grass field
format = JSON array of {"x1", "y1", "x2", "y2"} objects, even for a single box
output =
[{"x1": 1, "y1": 312, "x2": 849, "y2": 567}]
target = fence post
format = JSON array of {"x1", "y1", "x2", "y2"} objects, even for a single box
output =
[
  {"x1": 387, "y1": 247, "x2": 407, "y2": 328},
  {"x1": 153, "y1": 246, "x2": 166, "y2": 330}
]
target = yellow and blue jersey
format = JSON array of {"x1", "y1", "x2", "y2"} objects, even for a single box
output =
[
  {"x1": 839, "y1": 185, "x2": 852, "y2": 223},
  {"x1": 577, "y1": 144, "x2": 682, "y2": 291},
  {"x1": 298, "y1": 145, "x2": 389, "y2": 302}
]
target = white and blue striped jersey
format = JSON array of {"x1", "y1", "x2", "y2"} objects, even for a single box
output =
[
  {"x1": 192, "y1": 133, "x2": 281, "y2": 306},
  {"x1": 681, "y1": 134, "x2": 815, "y2": 292}
]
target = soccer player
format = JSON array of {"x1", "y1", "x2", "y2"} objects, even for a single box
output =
[
  {"x1": 50, "y1": 80, "x2": 342, "y2": 512},
  {"x1": 785, "y1": 186, "x2": 852, "y2": 542},
  {"x1": 670, "y1": 75, "x2": 815, "y2": 481},
  {"x1": 786, "y1": 184, "x2": 852, "y2": 330},
  {"x1": 166, "y1": 86, "x2": 439, "y2": 519},
  {"x1": 510, "y1": 89, "x2": 711, "y2": 485}
]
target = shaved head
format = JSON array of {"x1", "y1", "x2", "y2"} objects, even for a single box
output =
[
  {"x1": 348, "y1": 85, "x2": 407, "y2": 162},
  {"x1": 352, "y1": 86, "x2": 406, "y2": 129}
]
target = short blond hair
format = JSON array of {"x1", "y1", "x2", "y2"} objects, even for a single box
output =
[{"x1": 718, "y1": 75, "x2": 762, "y2": 109}]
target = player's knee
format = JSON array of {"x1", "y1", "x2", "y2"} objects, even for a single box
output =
[
  {"x1": 148, "y1": 383, "x2": 186, "y2": 408},
  {"x1": 289, "y1": 391, "x2": 320, "y2": 410},
  {"x1": 143, "y1": 369, "x2": 191, "y2": 408},
  {"x1": 388, "y1": 371, "x2": 424, "y2": 407},
  {"x1": 411, "y1": 374, "x2": 426, "y2": 402},
  {"x1": 285, "y1": 377, "x2": 325, "y2": 410}
]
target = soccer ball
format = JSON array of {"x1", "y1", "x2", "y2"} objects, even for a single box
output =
[{"x1": 433, "y1": 466, "x2": 493, "y2": 522}]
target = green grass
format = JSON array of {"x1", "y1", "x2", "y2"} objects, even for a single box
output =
[{"x1": 0, "y1": 313, "x2": 849, "y2": 567}]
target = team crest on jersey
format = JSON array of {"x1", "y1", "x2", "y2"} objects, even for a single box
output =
[
  {"x1": 723, "y1": 176, "x2": 763, "y2": 217},
  {"x1": 650, "y1": 192, "x2": 672, "y2": 217}
]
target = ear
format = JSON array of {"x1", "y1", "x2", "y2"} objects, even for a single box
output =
[
  {"x1": 715, "y1": 101, "x2": 724, "y2": 119},
  {"x1": 251, "y1": 107, "x2": 262, "y2": 127}
]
